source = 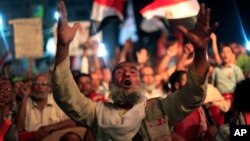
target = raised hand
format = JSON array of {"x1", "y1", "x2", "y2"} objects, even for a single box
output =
[
  {"x1": 183, "y1": 43, "x2": 194, "y2": 55},
  {"x1": 55, "y1": 1, "x2": 81, "y2": 66},
  {"x1": 210, "y1": 32, "x2": 217, "y2": 41},
  {"x1": 166, "y1": 43, "x2": 178, "y2": 57},
  {"x1": 57, "y1": 1, "x2": 80, "y2": 46},
  {"x1": 177, "y1": 4, "x2": 218, "y2": 49},
  {"x1": 20, "y1": 82, "x2": 31, "y2": 98},
  {"x1": 124, "y1": 39, "x2": 134, "y2": 53},
  {"x1": 136, "y1": 48, "x2": 148, "y2": 65}
]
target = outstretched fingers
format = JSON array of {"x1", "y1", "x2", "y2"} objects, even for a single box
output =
[
  {"x1": 204, "y1": 8, "x2": 211, "y2": 28},
  {"x1": 176, "y1": 25, "x2": 189, "y2": 38},
  {"x1": 72, "y1": 23, "x2": 81, "y2": 34},
  {"x1": 197, "y1": 4, "x2": 209, "y2": 30},
  {"x1": 176, "y1": 25, "x2": 198, "y2": 44},
  {"x1": 58, "y1": 1, "x2": 68, "y2": 26}
]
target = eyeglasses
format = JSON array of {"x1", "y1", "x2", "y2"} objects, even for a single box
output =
[
  {"x1": 0, "y1": 88, "x2": 11, "y2": 96},
  {"x1": 33, "y1": 81, "x2": 50, "y2": 86}
]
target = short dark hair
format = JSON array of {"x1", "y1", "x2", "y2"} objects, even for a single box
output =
[
  {"x1": 220, "y1": 43, "x2": 234, "y2": 54},
  {"x1": 74, "y1": 73, "x2": 91, "y2": 83}
]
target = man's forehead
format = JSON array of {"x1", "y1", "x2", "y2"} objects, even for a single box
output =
[
  {"x1": 113, "y1": 62, "x2": 139, "y2": 73},
  {"x1": 0, "y1": 80, "x2": 12, "y2": 87},
  {"x1": 116, "y1": 62, "x2": 138, "y2": 69}
]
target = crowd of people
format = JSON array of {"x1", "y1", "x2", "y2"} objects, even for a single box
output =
[{"x1": 0, "y1": 1, "x2": 250, "y2": 141}]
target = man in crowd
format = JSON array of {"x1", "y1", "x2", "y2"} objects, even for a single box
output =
[
  {"x1": 140, "y1": 65, "x2": 165, "y2": 99},
  {"x1": 0, "y1": 79, "x2": 18, "y2": 141},
  {"x1": 52, "y1": 1, "x2": 217, "y2": 140},
  {"x1": 75, "y1": 73, "x2": 106, "y2": 102},
  {"x1": 15, "y1": 73, "x2": 76, "y2": 140}
]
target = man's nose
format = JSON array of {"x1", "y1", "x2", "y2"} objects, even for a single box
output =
[{"x1": 123, "y1": 72, "x2": 130, "y2": 78}]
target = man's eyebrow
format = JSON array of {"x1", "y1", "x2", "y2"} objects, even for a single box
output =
[
  {"x1": 115, "y1": 66, "x2": 123, "y2": 71},
  {"x1": 130, "y1": 66, "x2": 139, "y2": 71}
]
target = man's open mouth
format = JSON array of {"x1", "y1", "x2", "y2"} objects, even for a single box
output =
[{"x1": 122, "y1": 80, "x2": 132, "y2": 88}]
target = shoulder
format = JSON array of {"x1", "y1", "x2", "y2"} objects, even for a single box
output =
[{"x1": 232, "y1": 64, "x2": 243, "y2": 71}]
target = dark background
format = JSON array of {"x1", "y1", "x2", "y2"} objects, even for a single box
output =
[{"x1": 1, "y1": 0, "x2": 250, "y2": 55}]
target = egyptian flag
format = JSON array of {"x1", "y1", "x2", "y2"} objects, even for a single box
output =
[
  {"x1": 90, "y1": 0, "x2": 125, "y2": 35},
  {"x1": 140, "y1": 0, "x2": 200, "y2": 33}
]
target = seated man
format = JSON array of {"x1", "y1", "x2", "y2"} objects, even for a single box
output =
[
  {"x1": 52, "y1": 2, "x2": 216, "y2": 140},
  {"x1": 15, "y1": 73, "x2": 76, "y2": 140}
]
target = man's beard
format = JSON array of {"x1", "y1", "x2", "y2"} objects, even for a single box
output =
[
  {"x1": 31, "y1": 92, "x2": 48, "y2": 100},
  {"x1": 109, "y1": 84, "x2": 143, "y2": 107}
]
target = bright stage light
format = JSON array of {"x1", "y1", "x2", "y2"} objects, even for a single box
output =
[
  {"x1": 246, "y1": 41, "x2": 250, "y2": 51},
  {"x1": 0, "y1": 15, "x2": 3, "y2": 30},
  {"x1": 98, "y1": 43, "x2": 108, "y2": 57},
  {"x1": 54, "y1": 11, "x2": 60, "y2": 21}
]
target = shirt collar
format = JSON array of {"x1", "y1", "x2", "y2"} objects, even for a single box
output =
[{"x1": 31, "y1": 93, "x2": 54, "y2": 108}]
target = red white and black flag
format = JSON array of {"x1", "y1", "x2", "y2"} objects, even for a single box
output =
[
  {"x1": 140, "y1": 0, "x2": 200, "y2": 33},
  {"x1": 90, "y1": 0, "x2": 125, "y2": 35}
]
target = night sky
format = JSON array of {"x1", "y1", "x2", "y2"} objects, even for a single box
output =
[
  {"x1": 131, "y1": 0, "x2": 250, "y2": 48},
  {"x1": 199, "y1": 0, "x2": 250, "y2": 45}
]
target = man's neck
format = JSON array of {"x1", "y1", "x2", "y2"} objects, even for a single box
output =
[
  {"x1": 119, "y1": 104, "x2": 133, "y2": 110},
  {"x1": 222, "y1": 62, "x2": 232, "y2": 67},
  {"x1": 34, "y1": 97, "x2": 48, "y2": 111}
]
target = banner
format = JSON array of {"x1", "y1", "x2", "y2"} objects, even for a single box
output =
[
  {"x1": 9, "y1": 18, "x2": 43, "y2": 59},
  {"x1": 52, "y1": 21, "x2": 102, "y2": 56}
]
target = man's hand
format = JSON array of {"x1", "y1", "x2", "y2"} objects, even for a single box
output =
[
  {"x1": 177, "y1": 4, "x2": 218, "y2": 49},
  {"x1": 183, "y1": 43, "x2": 194, "y2": 55},
  {"x1": 136, "y1": 48, "x2": 148, "y2": 65},
  {"x1": 57, "y1": 1, "x2": 80, "y2": 47},
  {"x1": 55, "y1": 1, "x2": 80, "y2": 66},
  {"x1": 20, "y1": 82, "x2": 31, "y2": 98},
  {"x1": 166, "y1": 43, "x2": 178, "y2": 57},
  {"x1": 177, "y1": 4, "x2": 218, "y2": 77},
  {"x1": 210, "y1": 32, "x2": 217, "y2": 41}
]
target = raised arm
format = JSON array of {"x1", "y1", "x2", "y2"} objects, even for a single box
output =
[
  {"x1": 157, "y1": 42, "x2": 178, "y2": 74},
  {"x1": 15, "y1": 83, "x2": 31, "y2": 131},
  {"x1": 52, "y1": 1, "x2": 96, "y2": 127},
  {"x1": 55, "y1": 1, "x2": 80, "y2": 66},
  {"x1": 162, "y1": 4, "x2": 218, "y2": 127},
  {"x1": 177, "y1": 4, "x2": 218, "y2": 76},
  {"x1": 210, "y1": 32, "x2": 222, "y2": 65}
]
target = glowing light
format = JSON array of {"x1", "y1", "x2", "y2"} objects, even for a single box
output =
[
  {"x1": 98, "y1": 43, "x2": 108, "y2": 57},
  {"x1": 0, "y1": 14, "x2": 12, "y2": 61},
  {"x1": 54, "y1": 11, "x2": 60, "y2": 21},
  {"x1": 246, "y1": 41, "x2": 250, "y2": 51},
  {"x1": 46, "y1": 37, "x2": 56, "y2": 56},
  {"x1": 0, "y1": 15, "x2": 3, "y2": 30}
]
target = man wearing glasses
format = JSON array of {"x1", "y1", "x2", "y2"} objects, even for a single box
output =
[{"x1": 15, "y1": 73, "x2": 76, "y2": 140}]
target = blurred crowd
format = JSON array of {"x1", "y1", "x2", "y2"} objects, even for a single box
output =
[{"x1": 1, "y1": 3, "x2": 250, "y2": 141}]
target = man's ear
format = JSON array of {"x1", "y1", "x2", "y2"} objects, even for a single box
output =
[{"x1": 174, "y1": 82, "x2": 180, "y2": 90}]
